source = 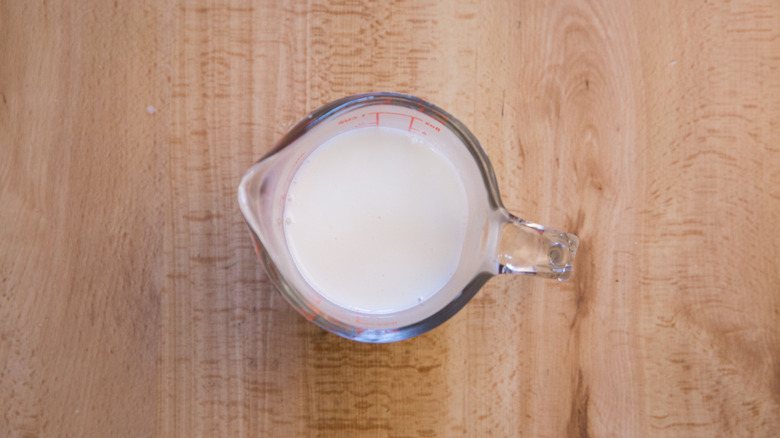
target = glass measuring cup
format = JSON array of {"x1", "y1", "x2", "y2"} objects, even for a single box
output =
[{"x1": 238, "y1": 92, "x2": 578, "y2": 343}]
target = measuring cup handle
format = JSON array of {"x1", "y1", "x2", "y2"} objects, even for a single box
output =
[{"x1": 495, "y1": 213, "x2": 579, "y2": 280}]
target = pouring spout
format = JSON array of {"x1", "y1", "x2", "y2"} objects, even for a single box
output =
[{"x1": 495, "y1": 213, "x2": 579, "y2": 280}]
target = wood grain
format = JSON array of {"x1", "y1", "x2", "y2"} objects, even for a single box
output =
[
  {"x1": 1, "y1": 1, "x2": 170, "y2": 436},
  {"x1": 2, "y1": 0, "x2": 779, "y2": 437}
]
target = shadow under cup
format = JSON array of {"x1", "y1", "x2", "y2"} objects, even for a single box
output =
[{"x1": 238, "y1": 92, "x2": 578, "y2": 343}]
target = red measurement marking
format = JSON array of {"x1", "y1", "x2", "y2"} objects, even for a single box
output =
[
  {"x1": 365, "y1": 111, "x2": 445, "y2": 133},
  {"x1": 338, "y1": 116, "x2": 358, "y2": 125},
  {"x1": 251, "y1": 234, "x2": 262, "y2": 259},
  {"x1": 374, "y1": 111, "x2": 418, "y2": 117},
  {"x1": 424, "y1": 120, "x2": 441, "y2": 132}
]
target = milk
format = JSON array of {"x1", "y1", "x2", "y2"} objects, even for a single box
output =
[{"x1": 283, "y1": 126, "x2": 469, "y2": 314}]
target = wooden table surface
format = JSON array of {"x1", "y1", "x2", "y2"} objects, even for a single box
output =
[{"x1": 2, "y1": 1, "x2": 779, "y2": 436}]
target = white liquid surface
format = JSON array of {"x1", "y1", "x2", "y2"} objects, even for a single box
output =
[{"x1": 283, "y1": 127, "x2": 469, "y2": 313}]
